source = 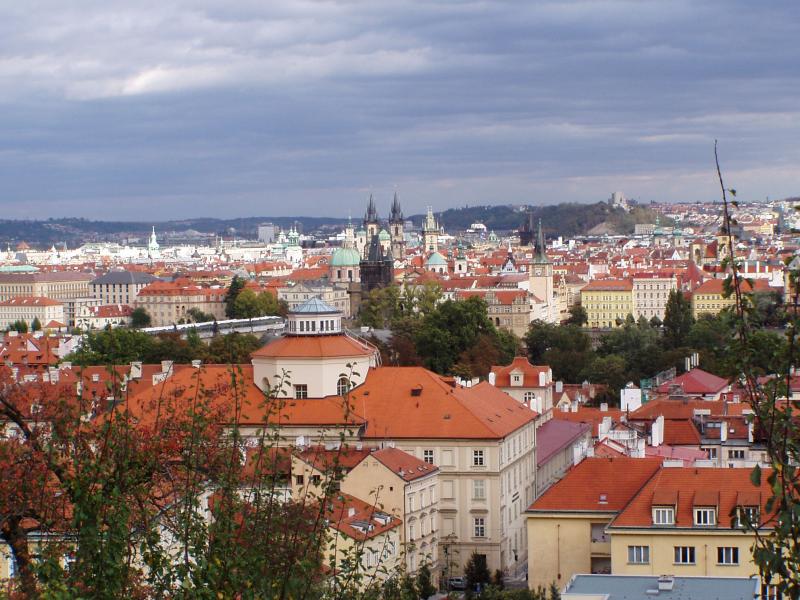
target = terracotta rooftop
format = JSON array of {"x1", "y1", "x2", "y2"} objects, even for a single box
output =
[
  {"x1": 529, "y1": 457, "x2": 661, "y2": 512},
  {"x1": 611, "y1": 467, "x2": 774, "y2": 529}
]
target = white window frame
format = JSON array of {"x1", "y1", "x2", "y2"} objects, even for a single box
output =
[
  {"x1": 627, "y1": 545, "x2": 650, "y2": 564},
  {"x1": 694, "y1": 507, "x2": 716, "y2": 526},
  {"x1": 737, "y1": 506, "x2": 760, "y2": 528},
  {"x1": 423, "y1": 449, "x2": 435, "y2": 464},
  {"x1": 473, "y1": 517, "x2": 486, "y2": 538},
  {"x1": 717, "y1": 546, "x2": 739, "y2": 565},
  {"x1": 473, "y1": 449, "x2": 485, "y2": 467},
  {"x1": 653, "y1": 506, "x2": 675, "y2": 525},
  {"x1": 674, "y1": 546, "x2": 696, "y2": 564}
]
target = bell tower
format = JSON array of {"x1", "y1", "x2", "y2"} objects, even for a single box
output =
[{"x1": 389, "y1": 192, "x2": 405, "y2": 259}]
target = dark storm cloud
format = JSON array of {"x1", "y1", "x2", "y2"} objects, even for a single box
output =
[{"x1": 0, "y1": 0, "x2": 798, "y2": 218}]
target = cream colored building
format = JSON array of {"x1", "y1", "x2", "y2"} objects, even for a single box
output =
[
  {"x1": 456, "y1": 289, "x2": 534, "y2": 338},
  {"x1": 632, "y1": 273, "x2": 677, "y2": 321},
  {"x1": 0, "y1": 297, "x2": 65, "y2": 329},
  {"x1": 341, "y1": 447, "x2": 439, "y2": 576},
  {"x1": 607, "y1": 467, "x2": 772, "y2": 580},
  {"x1": 352, "y1": 368, "x2": 538, "y2": 580},
  {"x1": 134, "y1": 279, "x2": 227, "y2": 327},
  {"x1": 0, "y1": 272, "x2": 93, "y2": 302}
]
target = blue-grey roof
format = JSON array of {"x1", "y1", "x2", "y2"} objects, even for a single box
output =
[
  {"x1": 291, "y1": 296, "x2": 340, "y2": 314},
  {"x1": 425, "y1": 251, "x2": 447, "y2": 266},
  {"x1": 91, "y1": 271, "x2": 159, "y2": 285},
  {"x1": 565, "y1": 575, "x2": 759, "y2": 600}
]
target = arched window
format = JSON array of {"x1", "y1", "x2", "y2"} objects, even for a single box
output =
[{"x1": 337, "y1": 377, "x2": 350, "y2": 396}]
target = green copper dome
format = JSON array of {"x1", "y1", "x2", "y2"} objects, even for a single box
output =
[{"x1": 330, "y1": 247, "x2": 361, "y2": 267}]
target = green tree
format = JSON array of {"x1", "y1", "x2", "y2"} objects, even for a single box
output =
[
  {"x1": 414, "y1": 297, "x2": 499, "y2": 375},
  {"x1": 64, "y1": 328, "x2": 156, "y2": 365},
  {"x1": 185, "y1": 307, "x2": 214, "y2": 323},
  {"x1": 359, "y1": 285, "x2": 402, "y2": 329},
  {"x1": 31, "y1": 317, "x2": 42, "y2": 331},
  {"x1": 130, "y1": 307, "x2": 151, "y2": 328},
  {"x1": 524, "y1": 321, "x2": 594, "y2": 383},
  {"x1": 206, "y1": 333, "x2": 262, "y2": 364},
  {"x1": 580, "y1": 354, "x2": 628, "y2": 403},
  {"x1": 662, "y1": 289, "x2": 694, "y2": 349},
  {"x1": 565, "y1": 304, "x2": 588, "y2": 326},
  {"x1": 464, "y1": 551, "x2": 491, "y2": 596},
  {"x1": 416, "y1": 563, "x2": 437, "y2": 599},
  {"x1": 224, "y1": 275, "x2": 246, "y2": 318}
]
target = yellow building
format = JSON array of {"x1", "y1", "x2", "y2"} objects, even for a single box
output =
[
  {"x1": 607, "y1": 467, "x2": 772, "y2": 581},
  {"x1": 691, "y1": 278, "x2": 772, "y2": 319},
  {"x1": 526, "y1": 457, "x2": 662, "y2": 590},
  {"x1": 580, "y1": 279, "x2": 633, "y2": 328}
]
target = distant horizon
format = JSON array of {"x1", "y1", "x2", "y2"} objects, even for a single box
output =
[{"x1": 0, "y1": 194, "x2": 793, "y2": 225}]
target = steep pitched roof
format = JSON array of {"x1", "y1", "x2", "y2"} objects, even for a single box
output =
[
  {"x1": 610, "y1": 467, "x2": 774, "y2": 529},
  {"x1": 529, "y1": 457, "x2": 661, "y2": 512},
  {"x1": 490, "y1": 356, "x2": 551, "y2": 388},
  {"x1": 370, "y1": 447, "x2": 439, "y2": 482},
  {"x1": 352, "y1": 368, "x2": 536, "y2": 440},
  {"x1": 655, "y1": 368, "x2": 729, "y2": 395}
]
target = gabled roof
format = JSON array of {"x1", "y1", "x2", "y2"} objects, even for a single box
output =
[
  {"x1": 529, "y1": 457, "x2": 661, "y2": 512},
  {"x1": 655, "y1": 368, "x2": 729, "y2": 395},
  {"x1": 352, "y1": 368, "x2": 537, "y2": 440},
  {"x1": 370, "y1": 447, "x2": 438, "y2": 482},
  {"x1": 324, "y1": 492, "x2": 401, "y2": 541},
  {"x1": 490, "y1": 356, "x2": 550, "y2": 388}
]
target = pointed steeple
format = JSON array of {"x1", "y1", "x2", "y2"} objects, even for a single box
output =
[
  {"x1": 364, "y1": 194, "x2": 378, "y2": 224},
  {"x1": 535, "y1": 219, "x2": 549, "y2": 263},
  {"x1": 390, "y1": 192, "x2": 403, "y2": 223}
]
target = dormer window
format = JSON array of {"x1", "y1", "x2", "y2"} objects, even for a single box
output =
[
  {"x1": 694, "y1": 507, "x2": 716, "y2": 526},
  {"x1": 736, "y1": 506, "x2": 760, "y2": 528},
  {"x1": 653, "y1": 507, "x2": 675, "y2": 525}
]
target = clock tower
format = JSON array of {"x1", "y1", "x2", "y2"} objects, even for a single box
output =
[{"x1": 529, "y1": 219, "x2": 555, "y2": 321}]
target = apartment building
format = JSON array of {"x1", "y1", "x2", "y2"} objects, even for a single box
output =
[
  {"x1": 456, "y1": 289, "x2": 535, "y2": 339},
  {"x1": 0, "y1": 297, "x2": 65, "y2": 329},
  {"x1": 134, "y1": 279, "x2": 226, "y2": 326},
  {"x1": 0, "y1": 272, "x2": 94, "y2": 302},
  {"x1": 580, "y1": 279, "x2": 633, "y2": 328},
  {"x1": 632, "y1": 273, "x2": 677, "y2": 321},
  {"x1": 691, "y1": 278, "x2": 773, "y2": 319},
  {"x1": 90, "y1": 271, "x2": 159, "y2": 305}
]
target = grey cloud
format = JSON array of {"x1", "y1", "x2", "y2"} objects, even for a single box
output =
[{"x1": 0, "y1": 0, "x2": 798, "y2": 218}]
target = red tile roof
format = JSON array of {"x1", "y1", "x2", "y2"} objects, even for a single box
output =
[
  {"x1": 611, "y1": 467, "x2": 774, "y2": 529},
  {"x1": 529, "y1": 457, "x2": 661, "y2": 512},
  {"x1": 655, "y1": 368, "x2": 730, "y2": 395},
  {"x1": 490, "y1": 356, "x2": 551, "y2": 388},
  {"x1": 352, "y1": 368, "x2": 537, "y2": 440},
  {"x1": 251, "y1": 334, "x2": 377, "y2": 359},
  {"x1": 370, "y1": 447, "x2": 438, "y2": 482}
]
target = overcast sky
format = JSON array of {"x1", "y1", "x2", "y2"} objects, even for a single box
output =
[{"x1": 1, "y1": 0, "x2": 798, "y2": 220}]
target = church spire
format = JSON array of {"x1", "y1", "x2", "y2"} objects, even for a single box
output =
[
  {"x1": 364, "y1": 193, "x2": 378, "y2": 224},
  {"x1": 390, "y1": 192, "x2": 403, "y2": 223},
  {"x1": 535, "y1": 219, "x2": 548, "y2": 263}
]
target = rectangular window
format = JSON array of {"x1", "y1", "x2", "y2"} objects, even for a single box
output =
[
  {"x1": 674, "y1": 546, "x2": 696, "y2": 564},
  {"x1": 473, "y1": 449, "x2": 485, "y2": 467},
  {"x1": 737, "y1": 506, "x2": 760, "y2": 528},
  {"x1": 729, "y1": 449, "x2": 745, "y2": 459},
  {"x1": 694, "y1": 507, "x2": 716, "y2": 526},
  {"x1": 473, "y1": 479, "x2": 486, "y2": 500},
  {"x1": 294, "y1": 384, "x2": 308, "y2": 399},
  {"x1": 423, "y1": 449, "x2": 434, "y2": 464},
  {"x1": 295, "y1": 475, "x2": 304, "y2": 485},
  {"x1": 707, "y1": 447, "x2": 718, "y2": 459},
  {"x1": 653, "y1": 507, "x2": 675, "y2": 525},
  {"x1": 717, "y1": 546, "x2": 739, "y2": 565},
  {"x1": 442, "y1": 481, "x2": 454, "y2": 499},
  {"x1": 627, "y1": 545, "x2": 650, "y2": 564},
  {"x1": 473, "y1": 517, "x2": 486, "y2": 538}
]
